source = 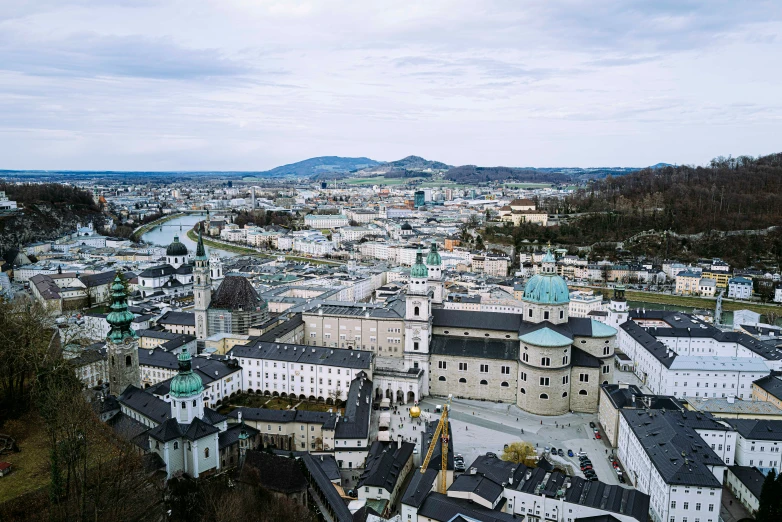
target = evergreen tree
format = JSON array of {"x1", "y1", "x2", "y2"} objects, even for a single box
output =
[{"x1": 757, "y1": 469, "x2": 778, "y2": 522}]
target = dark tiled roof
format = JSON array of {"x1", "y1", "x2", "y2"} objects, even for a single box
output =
[
  {"x1": 724, "y1": 419, "x2": 782, "y2": 441},
  {"x1": 79, "y1": 270, "x2": 118, "y2": 287},
  {"x1": 138, "y1": 347, "x2": 179, "y2": 369},
  {"x1": 600, "y1": 384, "x2": 683, "y2": 411},
  {"x1": 147, "y1": 418, "x2": 184, "y2": 442},
  {"x1": 230, "y1": 340, "x2": 372, "y2": 370},
  {"x1": 571, "y1": 347, "x2": 600, "y2": 368},
  {"x1": 244, "y1": 451, "x2": 307, "y2": 493},
  {"x1": 210, "y1": 276, "x2": 265, "y2": 310},
  {"x1": 358, "y1": 441, "x2": 414, "y2": 492},
  {"x1": 302, "y1": 453, "x2": 353, "y2": 522},
  {"x1": 620, "y1": 409, "x2": 723, "y2": 487},
  {"x1": 401, "y1": 468, "x2": 438, "y2": 508},
  {"x1": 432, "y1": 309, "x2": 522, "y2": 331},
  {"x1": 202, "y1": 407, "x2": 228, "y2": 425},
  {"x1": 753, "y1": 373, "x2": 782, "y2": 401},
  {"x1": 218, "y1": 423, "x2": 259, "y2": 450},
  {"x1": 158, "y1": 311, "x2": 195, "y2": 326},
  {"x1": 448, "y1": 473, "x2": 504, "y2": 504},
  {"x1": 417, "y1": 492, "x2": 517, "y2": 522},
  {"x1": 335, "y1": 372, "x2": 372, "y2": 440},
  {"x1": 118, "y1": 385, "x2": 170, "y2": 424},
  {"x1": 138, "y1": 265, "x2": 177, "y2": 278},
  {"x1": 183, "y1": 417, "x2": 220, "y2": 441},
  {"x1": 430, "y1": 335, "x2": 519, "y2": 360},
  {"x1": 227, "y1": 407, "x2": 333, "y2": 426},
  {"x1": 728, "y1": 466, "x2": 765, "y2": 499}
]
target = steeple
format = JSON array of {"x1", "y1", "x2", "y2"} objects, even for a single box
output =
[
  {"x1": 195, "y1": 224, "x2": 207, "y2": 260},
  {"x1": 106, "y1": 275, "x2": 136, "y2": 344}
]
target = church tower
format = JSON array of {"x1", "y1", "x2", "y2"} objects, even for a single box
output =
[
  {"x1": 405, "y1": 249, "x2": 432, "y2": 395},
  {"x1": 606, "y1": 284, "x2": 628, "y2": 329},
  {"x1": 106, "y1": 275, "x2": 140, "y2": 396},
  {"x1": 193, "y1": 226, "x2": 211, "y2": 340},
  {"x1": 169, "y1": 351, "x2": 205, "y2": 424},
  {"x1": 425, "y1": 242, "x2": 444, "y2": 305},
  {"x1": 209, "y1": 251, "x2": 224, "y2": 290}
]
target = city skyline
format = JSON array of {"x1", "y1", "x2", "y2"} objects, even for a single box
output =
[{"x1": 1, "y1": 1, "x2": 780, "y2": 170}]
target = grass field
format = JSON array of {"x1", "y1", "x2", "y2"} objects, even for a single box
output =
[{"x1": 0, "y1": 414, "x2": 53, "y2": 503}]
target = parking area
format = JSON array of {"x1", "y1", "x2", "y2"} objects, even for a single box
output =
[{"x1": 412, "y1": 396, "x2": 628, "y2": 486}]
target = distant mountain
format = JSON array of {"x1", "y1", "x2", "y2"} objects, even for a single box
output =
[
  {"x1": 255, "y1": 156, "x2": 382, "y2": 178},
  {"x1": 385, "y1": 155, "x2": 451, "y2": 171},
  {"x1": 649, "y1": 162, "x2": 674, "y2": 169}
]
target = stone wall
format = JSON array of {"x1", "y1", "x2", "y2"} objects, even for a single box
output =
[
  {"x1": 429, "y1": 354, "x2": 517, "y2": 403},
  {"x1": 569, "y1": 366, "x2": 600, "y2": 413}
]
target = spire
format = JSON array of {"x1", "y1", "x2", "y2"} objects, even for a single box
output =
[
  {"x1": 106, "y1": 274, "x2": 136, "y2": 344},
  {"x1": 411, "y1": 247, "x2": 428, "y2": 279},
  {"x1": 195, "y1": 224, "x2": 207, "y2": 260}
]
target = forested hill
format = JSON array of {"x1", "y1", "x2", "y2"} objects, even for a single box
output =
[
  {"x1": 567, "y1": 153, "x2": 782, "y2": 234},
  {"x1": 0, "y1": 183, "x2": 101, "y2": 252}
]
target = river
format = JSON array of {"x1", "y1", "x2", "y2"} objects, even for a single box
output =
[{"x1": 140, "y1": 213, "x2": 237, "y2": 258}]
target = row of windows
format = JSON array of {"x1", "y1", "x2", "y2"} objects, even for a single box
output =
[
  {"x1": 669, "y1": 501, "x2": 714, "y2": 511},
  {"x1": 438, "y1": 376, "x2": 511, "y2": 387},
  {"x1": 518, "y1": 389, "x2": 587, "y2": 398}
]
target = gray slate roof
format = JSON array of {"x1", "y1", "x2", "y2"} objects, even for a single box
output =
[
  {"x1": 358, "y1": 441, "x2": 415, "y2": 492},
  {"x1": 724, "y1": 418, "x2": 782, "y2": 441},
  {"x1": 728, "y1": 466, "x2": 765, "y2": 500},
  {"x1": 430, "y1": 335, "x2": 519, "y2": 361},
  {"x1": 230, "y1": 340, "x2": 372, "y2": 370}
]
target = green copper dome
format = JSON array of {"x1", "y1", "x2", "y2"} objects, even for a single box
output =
[
  {"x1": 166, "y1": 236, "x2": 189, "y2": 257},
  {"x1": 170, "y1": 352, "x2": 204, "y2": 399},
  {"x1": 411, "y1": 249, "x2": 429, "y2": 279},
  {"x1": 522, "y1": 274, "x2": 570, "y2": 305},
  {"x1": 426, "y1": 242, "x2": 441, "y2": 266},
  {"x1": 106, "y1": 274, "x2": 137, "y2": 344}
]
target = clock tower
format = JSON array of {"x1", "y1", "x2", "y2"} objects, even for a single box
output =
[
  {"x1": 193, "y1": 226, "x2": 211, "y2": 340},
  {"x1": 404, "y1": 248, "x2": 432, "y2": 395}
]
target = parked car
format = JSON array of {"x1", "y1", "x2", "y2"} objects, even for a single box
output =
[
  {"x1": 586, "y1": 475, "x2": 598, "y2": 481},
  {"x1": 581, "y1": 464, "x2": 593, "y2": 470},
  {"x1": 618, "y1": 475, "x2": 625, "y2": 484},
  {"x1": 486, "y1": 452, "x2": 497, "y2": 459},
  {"x1": 595, "y1": 432, "x2": 601, "y2": 440},
  {"x1": 589, "y1": 421, "x2": 596, "y2": 429},
  {"x1": 577, "y1": 451, "x2": 587, "y2": 457},
  {"x1": 455, "y1": 462, "x2": 466, "y2": 472},
  {"x1": 544, "y1": 446, "x2": 551, "y2": 453},
  {"x1": 557, "y1": 449, "x2": 564, "y2": 457},
  {"x1": 567, "y1": 449, "x2": 574, "y2": 457}
]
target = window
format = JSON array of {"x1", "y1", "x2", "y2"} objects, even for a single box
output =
[
  {"x1": 174, "y1": 442, "x2": 178, "y2": 450},
  {"x1": 501, "y1": 366, "x2": 511, "y2": 375},
  {"x1": 579, "y1": 390, "x2": 587, "y2": 395},
  {"x1": 541, "y1": 357, "x2": 551, "y2": 366},
  {"x1": 480, "y1": 380, "x2": 488, "y2": 385},
  {"x1": 684, "y1": 503, "x2": 689, "y2": 510},
  {"x1": 562, "y1": 355, "x2": 569, "y2": 365},
  {"x1": 459, "y1": 378, "x2": 466, "y2": 383},
  {"x1": 414, "y1": 342, "x2": 419, "y2": 351},
  {"x1": 522, "y1": 353, "x2": 529, "y2": 362},
  {"x1": 603, "y1": 346, "x2": 610, "y2": 355},
  {"x1": 540, "y1": 377, "x2": 550, "y2": 386},
  {"x1": 562, "y1": 375, "x2": 569, "y2": 385},
  {"x1": 520, "y1": 372, "x2": 527, "y2": 381},
  {"x1": 438, "y1": 376, "x2": 446, "y2": 381},
  {"x1": 562, "y1": 392, "x2": 568, "y2": 397},
  {"x1": 671, "y1": 502, "x2": 676, "y2": 509},
  {"x1": 544, "y1": 311, "x2": 549, "y2": 320},
  {"x1": 708, "y1": 505, "x2": 714, "y2": 512},
  {"x1": 459, "y1": 362, "x2": 468, "y2": 371},
  {"x1": 528, "y1": 309, "x2": 533, "y2": 318},
  {"x1": 560, "y1": 310, "x2": 564, "y2": 319},
  {"x1": 480, "y1": 364, "x2": 489, "y2": 373},
  {"x1": 414, "y1": 306, "x2": 420, "y2": 316},
  {"x1": 438, "y1": 361, "x2": 447, "y2": 369},
  {"x1": 540, "y1": 393, "x2": 549, "y2": 399},
  {"x1": 125, "y1": 355, "x2": 132, "y2": 367},
  {"x1": 520, "y1": 387, "x2": 526, "y2": 394},
  {"x1": 579, "y1": 373, "x2": 589, "y2": 383},
  {"x1": 205, "y1": 447, "x2": 210, "y2": 458},
  {"x1": 501, "y1": 381, "x2": 509, "y2": 387},
  {"x1": 695, "y1": 503, "x2": 701, "y2": 511}
]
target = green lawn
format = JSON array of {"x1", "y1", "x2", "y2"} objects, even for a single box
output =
[{"x1": 0, "y1": 414, "x2": 51, "y2": 504}]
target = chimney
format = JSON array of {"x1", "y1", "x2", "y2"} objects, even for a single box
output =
[
  {"x1": 238, "y1": 411, "x2": 242, "y2": 423},
  {"x1": 397, "y1": 434, "x2": 402, "y2": 450}
]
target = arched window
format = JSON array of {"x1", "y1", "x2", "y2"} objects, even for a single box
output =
[
  {"x1": 579, "y1": 390, "x2": 588, "y2": 395},
  {"x1": 560, "y1": 310, "x2": 564, "y2": 319},
  {"x1": 501, "y1": 381, "x2": 509, "y2": 387},
  {"x1": 414, "y1": 306, "x2": 420, "y2": 316},
  {"x1": 459, "y1": 378, "x2": 466, "y2": 383},
  {"x1": 480, "y1": 380, "x2": 488, "y2": 385},
  {"x1": 540, "y1": 393, "x2": 549, "y2": 400},
  {"x1": 193, "y1": 400, "x2": 197, "y2": 406},
  {"x1": 181, "y1": 402, "x2": 186, "y2": 409},
  {"x1": 205, "y1": 447, "x2": 210, "y2": 458},
  {"x1": 174, "y1": 442, "x2": 179, "y2": 450},
  {"x1": 562, "y1": 392, "x2": 568, "y2": 397},
  {"x1": 438, "y1": 376, "x2": 446, "y2": 381},
  {"x1": 603, "y1": 381, "x2": 609, "y2": 385},
  {"x1": 520, "y1": 387, "x2": 526, "y2": 394},
  {"x1": 125, "y1": 355, "x2": 132, "y2": 367},
  {"x1": 541, "y1": 357, "x2": 550, "y2": 367}
]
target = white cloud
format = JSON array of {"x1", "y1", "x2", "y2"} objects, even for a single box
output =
[{"x1": 0, "y1": 0, "x2": 780, "y2": 170}]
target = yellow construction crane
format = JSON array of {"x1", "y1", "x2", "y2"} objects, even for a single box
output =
[{"x1": 420, "y1": 394, "x2": 452, "y2": 494}]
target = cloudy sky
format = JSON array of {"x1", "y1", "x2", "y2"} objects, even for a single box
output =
[{"x1": 1, "y1": 0, "x2": 781, "y2": 171}]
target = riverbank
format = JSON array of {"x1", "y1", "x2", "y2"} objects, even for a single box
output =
[
  {"x1": 572, "y1": 284, "x2": 781, "y2": 317},
  {"x1": 185, "y1": 228, "x2": 345, "y2": 265},
  {"x1": 131, "y1": 212, "x2": 184, "y2": 242}
]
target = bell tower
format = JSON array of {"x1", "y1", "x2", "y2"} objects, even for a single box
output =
[
  {"x1": 425, "y1": 242, "x2": 444, "y2": 305},
  {"x1": 106, "y1": 275, "x2": 140, "y2": 396},
  {"x1": 405, "y1": 249, "x2": 432, "y2": 394},
  {"x1": 193, "y1": 226, "x2": 211, "y2": 340}
]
